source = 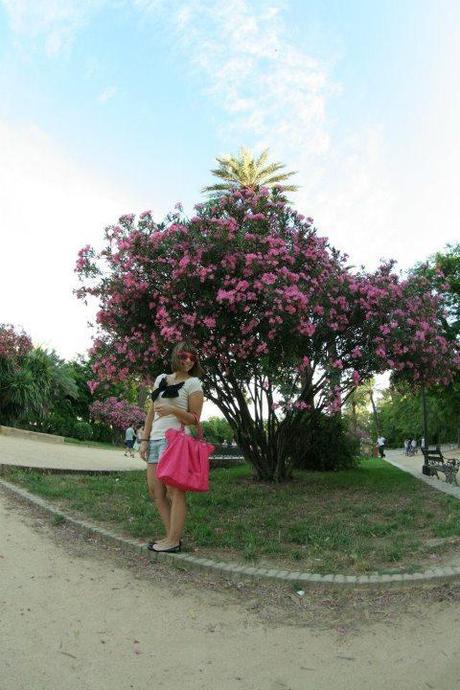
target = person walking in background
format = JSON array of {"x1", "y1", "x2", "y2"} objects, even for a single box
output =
[
  {"x1": 140, "y1": 341, "x2": 204, "y2": 553},
  {"x1": 376, "y1": 435, "x2": 386, "y2": 458},
  {"x1": 134, "y1": 424, "x2": 144, "y2": 452},
  {"x1": 124, "y1": 423, "x2": 135, "y2": 458}
]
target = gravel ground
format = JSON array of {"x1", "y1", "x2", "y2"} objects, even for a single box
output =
[{"x1": 1, "y1": 489, "x2": 460, "y2": 690}]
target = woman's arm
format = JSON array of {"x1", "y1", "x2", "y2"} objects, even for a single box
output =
[
  {"x1": 188, "y1": 391, "x2": 204, "y2": 423},
  {"x1": 139, "y1": 403, "x2": 155, "y2": 460},
  {"x1": 155, "y1": 391, "x2": 204, "y2": 426}
]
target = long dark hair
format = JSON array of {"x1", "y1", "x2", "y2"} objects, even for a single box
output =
[{"x1": 170, "y1": 341, "x2": 203, "y2": 378}]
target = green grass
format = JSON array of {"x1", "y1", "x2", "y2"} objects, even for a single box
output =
[{"x1": 4, "y1": 459, "x2": 460, "y2": 574}]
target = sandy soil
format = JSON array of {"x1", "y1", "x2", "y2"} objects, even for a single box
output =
[{"x1": 1, "y1": 491, "x2": 460, "y2": 690}]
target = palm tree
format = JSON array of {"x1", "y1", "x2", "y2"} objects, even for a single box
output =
[
  {"x1": 202, "y1": 147, "x2": 299, "y2": 196},
  {"x1": 0, "y1": 348, "x2": 78, "y2": 426}
]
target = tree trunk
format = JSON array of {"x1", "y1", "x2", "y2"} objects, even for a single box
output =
[
  {"x1": 205, "y1": 379, "x2": 293, "y2": 481},
  {"x1": 231, "y1": 422, "x2": 292, "y2": 482},
  {"x1": 369, "y1": 391, "x2": 380, "y2": 435}
]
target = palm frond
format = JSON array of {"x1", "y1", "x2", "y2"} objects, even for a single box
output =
[
  {"x1": 261, "y1": 172, "x2": 298, "y2": 185},
  {"x1": 201, "y1": 182, "x2": 236, "y2": 194},
  {"x1": 257, "y1": 162, "x2": 286, "y2": 178},
  {"x1": 203, "y1": 147, "x2": 299, "y2": 195},
  {"x1": 255, "y1": 148, "x2": 270, "y2": 168}
]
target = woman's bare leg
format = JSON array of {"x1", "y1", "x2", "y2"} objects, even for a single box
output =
[
  {"x1": 167, "y1": 487, "x2": 187, "y2": 546},
  {"x1": 146, "y1": 465, "x2": 171, "y2": 538}
]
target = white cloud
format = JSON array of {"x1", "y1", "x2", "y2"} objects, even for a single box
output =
[
  {"x1": 161, "y1": 1, "x2": 392, "y2": 265},
  {"x1": 0, "y1": 118, "x2": 143, "y2": 359},
  {"x1": 132, "y1": 0, "x2": 166, "y2": 13},
  {"x1": 97, "y1": 85, "x2": 117, "y2": 103},
  {"x1": 0, "y1": 118, "x2": 221, "y2": 417},
  {"x1": 161, "y1": 0, "x2": 460, "y2": 272},
  {"x1": 171, "y1": 1, "x2": 335, "y2": 150},
  {"x1": 0, "y1": 0, "x2": 104, "y2": 55}
]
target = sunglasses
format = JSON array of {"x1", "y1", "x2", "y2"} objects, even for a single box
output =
[{"x1": 177, "y1": 351, "x2": 197, "y2": 363}]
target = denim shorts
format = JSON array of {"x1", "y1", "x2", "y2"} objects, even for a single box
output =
[{"x1": 147, "y1": 438, "x2": 168, "y2": 464}]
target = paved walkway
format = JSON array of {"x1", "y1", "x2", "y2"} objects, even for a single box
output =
[
  {"x1": 0, "y1": 434, "x2": 146, "y2": 472},
  {"x1": 384, "y1": 447, "x2": 460, "y2": 501}
]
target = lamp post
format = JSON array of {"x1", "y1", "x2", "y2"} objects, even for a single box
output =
[{"x1": 421, "y1": 386, "x2": 430, "y2": 475}]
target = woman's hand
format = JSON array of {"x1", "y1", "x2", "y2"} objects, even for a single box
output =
[
  {"x1": 154, "y1": 403, "x2": 177, "y2": 417},
  {"x1": 139, "y1": 440, "x2": 149, "y2": 461}
]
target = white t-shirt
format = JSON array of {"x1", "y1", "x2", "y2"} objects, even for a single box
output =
[
  {"x1": 150, "y1": 373, "x2": 203, "y2": 440},
  {"x1": 125, "y1": 426, "x2": 135, "y2": 441}
]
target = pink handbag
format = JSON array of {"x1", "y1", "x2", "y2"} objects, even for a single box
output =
[{"x1": 155, "y1": 413, "x2": 214, "y2": 492}]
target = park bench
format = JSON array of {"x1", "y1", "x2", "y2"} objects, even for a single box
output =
[
  {"x1": 421, "y1": 447, "x2": 460, "y2": 486},
  {"x1": 210, "y1": 444, "x2": 245, "y2": 467}
]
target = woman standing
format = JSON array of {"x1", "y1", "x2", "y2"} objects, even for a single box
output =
[{"x1": 140, "y1": 342, "x2": 204, "y2": 553}]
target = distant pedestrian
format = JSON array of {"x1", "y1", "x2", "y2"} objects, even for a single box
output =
[
  {"x1": 134, "y1": 424, "x2": 144, "y2": 452},
  {"x1": 411, "y1": 438, "x2": 417, "y2": 454},
  {"x1": 124, "y1": 424, "x2": 135, "y2": 458},
  {"x1": 376, "y1": 435, "x2": 386, "y2": 458},
  {"x1": 404, "y1": 439, "x2": 410, "y2": 456}
]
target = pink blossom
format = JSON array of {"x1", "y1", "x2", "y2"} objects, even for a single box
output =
[
  {"x1": 294, "y1": 401, "x2": 311, "y2": 410},
  {"x1": 75, "y1": 188, "x2": 459, "y2": 397},
  {"x1": 119, "y1": 213, "x2": 135, "y2": 224},
  {"x1": 261, "y1": 273, "x2": 277, "y2": 285},
  {"x1": 0, "y1": 324, "x2": 33, "y2": 359}
]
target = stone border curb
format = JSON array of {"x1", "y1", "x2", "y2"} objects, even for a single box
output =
[
  {"x1": 2, "y1": 477, "x2": 460, "y2": 588},
  {"x1": 0, "y1": 425, "x2": 65, "y2": 444}
]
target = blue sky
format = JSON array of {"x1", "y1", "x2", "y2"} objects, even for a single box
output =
[{"x1": 1, "y1": 0, "x2": 459, "y2": 363}]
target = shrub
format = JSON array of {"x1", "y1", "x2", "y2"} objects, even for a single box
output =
[
  {"x1": 293, "y1": 413, "x2": 361, "y2": 472},
  {"x1": 72, "y1": 421, "x2": 94, "y2": 441}
]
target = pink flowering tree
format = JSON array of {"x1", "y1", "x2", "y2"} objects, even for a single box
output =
[
  {"x1": 76, "y1": 188, "x2": 459, "y2": 480},
  {"x1": 89, "y1": 397, "x2": 145, "y2": 440},
  {"x1": 0, "y1": 323, "x2": 33, "y2": 361}
]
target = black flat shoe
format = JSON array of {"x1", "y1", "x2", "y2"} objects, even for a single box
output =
[
  {"x1": 151, "y1": 543, "x2": 181, "y2": 553},
  {"x1": 147, "y1": 540, "x2": 182, "y2": 551},
  {"x1": 147, "y1": 539, "x2": 166, "y2": 550}
]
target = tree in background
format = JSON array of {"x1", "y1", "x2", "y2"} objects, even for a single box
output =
[
  {"x1": 0, "y1": 323, "x2": 33, "y2": 424},
  {"x1": 0, "y1": 324, "x2": 79, "y2": 429},
  {"x1": 342, "y1": 379, "x2": 374, "y2": 440},
  {"x1": 89, "y1": 397, "x2": 145, "y2": 443},
  {"x1": 377, "y1": 383, "x2": 458, "y2": 447},
  {"x1": 75, "y1": 185, "x2": 458, "y2": 480},
  {"x1": 202, "y1": 148, "x2": 299, "y2": 197},
  {"x1": 201, "y1": 416, "x2": 234, "y2": 444},
  {"x1": 413, "y1": 244, "x2": 460, "y2": 336},
  {"x1": 368, "y1": 244, "x2": 460, "y2": 448}
]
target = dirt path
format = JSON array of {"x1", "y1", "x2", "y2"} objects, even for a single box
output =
[{"x1": 1, "y1": 492, "x2": 460, "y2": 690}]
